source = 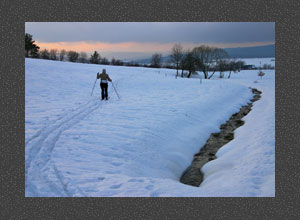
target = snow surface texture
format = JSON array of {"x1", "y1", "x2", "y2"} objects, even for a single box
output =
[
  {"x1": 240, "y1": 57, "x2": 275, "y2": 67},
  {"x1": 25, "y1": 58, "x2": 275, "y2": 197}
]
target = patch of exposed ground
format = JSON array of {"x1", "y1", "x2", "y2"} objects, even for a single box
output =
[{"x1": 180, "y1": 88, "x2": 262, "y2": 187}]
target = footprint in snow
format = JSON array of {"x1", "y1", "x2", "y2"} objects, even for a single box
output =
[
  {"x1": 128, "y1": 179, "x2": 144, "y2": 183},
  {"x1": 111, "y1": 162, "x2": 123, "y2": 166},
  {"x1": 110, "y1": 184, "x2": 122, "y2": 189},
  {"x1": 98, "y1": 177, "x2": 105, "y2": 181},
  {"x1": 106, "y1": 170, "x2": 121, "y2": 174},
  {"x1": 145, "y1": 185, "x2": 154, "y2": 190}
]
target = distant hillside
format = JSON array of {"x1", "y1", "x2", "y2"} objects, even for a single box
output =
[
  {"x1": 132, "y1": 44, "x2": 275, "y2": 64},
  {"x1": 224, "y1": 44, "x2": 275, "y2": 58}
]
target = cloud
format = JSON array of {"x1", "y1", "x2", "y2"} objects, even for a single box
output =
[
  {"x1": 36, "y1": 40, "x2": 275, "y2": 59},
  {"x1": 26, "y1": 22, "x2": 275, "y2": 44}
]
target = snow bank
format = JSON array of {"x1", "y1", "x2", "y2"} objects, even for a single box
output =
[{"x1": 25, "y1": 58, "x2": 275, "y2": 197}]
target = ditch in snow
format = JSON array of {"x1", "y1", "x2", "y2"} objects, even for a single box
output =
[{"x1": 180, "y1": 88, "x2": 262, "y2": 187}]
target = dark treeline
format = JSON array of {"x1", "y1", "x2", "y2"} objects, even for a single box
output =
[
  {"x1": 153, "y1": 44, "x2": 274, "y2": 79},
  {"x1": 148, "y1": 44, "x2": 246, "y2": 79},
  {"x1": 25, "y1": 33, "x2": 273, "y2": 76},
  {"x1": 25, "y1": 33, "x2": 126, "y2": 67},
  {"x1": 168, "y1": 44, "x2": 247, "y2": 79}
]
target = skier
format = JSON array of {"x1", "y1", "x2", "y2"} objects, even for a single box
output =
[{"x1": 97, "y1": 69, "x2": 112, "y2": 100}]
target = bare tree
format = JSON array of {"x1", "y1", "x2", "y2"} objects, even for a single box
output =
[
  {"x1": 208, "y1": 48, "x2": 228, "y2": 79},
  {"x1": 111, "y1": 57, "x2": 123, "y2": 66},
  {"x1": 227, "y1": 59, "x2": 242, "y2": 78},
  {"x1": 40, "y1": 49, "x2": 50, "y2": 59},
  {"x1": 170, "y1": 44, "x2": 184, "y2": 78},
  {"x1": 181, "y1": 50, "x2": 196, "y2": 78},
  {"x1": 59, "y1": 49, "x2": 66, "y2": 61},
  {"x1": 235, "y1": 60, "x2": 245, "y2": 72},
  {"x1": 50, "y1": 49, "x2": 58, "y2": 60},
  {"x1": 217, "y1": 59, "x2": 228, "y2": 79},
  {"x1": 111, "y1": 57, "x2": 116, "y2": 65},
  {"x1": 151, "y1": 53, "x2": 162, "y2": 68},
  {"x1": 192, "y1": 45, "x2": 213, "y2": 79},
  {"x1": 193, "y1": 45, "x2": 226, "y2": 79},
  {"x1": 179, "y1": 51, "x2": 187, "y2": 77},
  {"x1": 79, "y1": 52, "x2": 88, "y2": 63},
  {"x1": 100, "y1": 57, "x2": 109, "y2": 65},
  {"x1": 258, "y1": 70, "x2": 265, "y2": 79},
  {"x1": 262, "y1": 63, "x2": 274, "y2": 70},
  {"x1": 67, "y1": 51, "x2": 79, "y2": 62}
]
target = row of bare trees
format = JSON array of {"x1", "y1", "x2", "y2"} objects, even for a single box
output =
[
  {"x1": 151, "y1": 53, "x2": 163, "y2": 68},
  {"x1": 31, "y1": 48, "x2": 124, "y2": 66},
  {"x1": 169, "y1": 44, "x2": 245, "y2": 79},
  {"x1": 35, "y1": 49, "x2": 106, "y2": 64},
  {"x1": 31, "y1": 47, "x2": 145, "y2": 67},
  {"x1": 25, "y1": 33, "x2": 124, "y2": 65},
  {"x1": 26, "y1": 33, "x2": 247, "y2": 75}
]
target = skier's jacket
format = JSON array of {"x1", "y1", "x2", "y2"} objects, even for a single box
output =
[{"x1": 97, "y1": 72, "x2": 112, "y2": 83}]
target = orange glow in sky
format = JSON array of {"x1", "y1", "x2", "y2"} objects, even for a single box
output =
[{"x1": 36, "y1": 41, "x2": 275, "y2": 54}]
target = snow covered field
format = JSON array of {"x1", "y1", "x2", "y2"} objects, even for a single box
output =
[
  {"x1": 240, "y1": 57, "x2": 275, "y2": 67},
  {"x1": 25, "y1": 58, "x2": 275, "y2": 197}
]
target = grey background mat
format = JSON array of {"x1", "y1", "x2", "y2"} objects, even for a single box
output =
[{"x1": 1, "y1": 0, "x2": 299, "y2": 219}]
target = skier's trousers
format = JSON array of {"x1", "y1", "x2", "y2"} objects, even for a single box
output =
[{"x1": 100, "y1": 82, "x2": 108, "y2": 100}]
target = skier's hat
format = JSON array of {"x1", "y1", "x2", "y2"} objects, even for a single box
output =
[{"x1": 102, "y1": 69, "x2": 106, "y2": 73}]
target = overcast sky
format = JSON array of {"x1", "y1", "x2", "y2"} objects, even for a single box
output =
[{"x1": 25, "y1": 22, "x2": 275, "y2": 59}]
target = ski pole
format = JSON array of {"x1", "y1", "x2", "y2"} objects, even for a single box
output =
[
  {"x1": 111, "y1": 82, "x2": 120, "y2": 99},
  {"x1": 90, "y1": 75, "x2": 98, "y2": 96}
]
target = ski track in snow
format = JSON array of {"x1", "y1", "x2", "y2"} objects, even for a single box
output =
[
  {"x1": 25, "y1": 58, "x2": 274, "y2": 197},
  {"x1": 25, "y1": 97, "x2": 101, "y2": 197}
]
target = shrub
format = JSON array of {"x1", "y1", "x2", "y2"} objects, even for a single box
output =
[{"x1": 258, "y1": 70, "x2": 265, "y2": 79}]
